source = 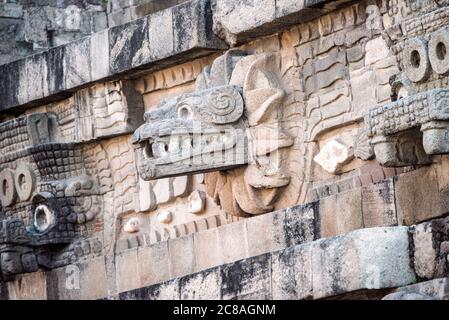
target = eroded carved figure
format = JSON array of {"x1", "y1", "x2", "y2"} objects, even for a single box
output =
[{"x1": 0, "y1": 113, "x2": 112, "y2": 280}]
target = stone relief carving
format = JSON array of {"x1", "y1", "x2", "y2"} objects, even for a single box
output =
[
  {"x1": 132, "y1": 50, "x2": 294, "y2": 216},
  {"x1": 0, "y1": 113, "x2": 112, "y2": 280},
  {"x1": 75, "y1": 80, "x2": 144, "y2": 142},
  {"x1": 364, "y1": 1, "x2": 449, "y2": 166}
]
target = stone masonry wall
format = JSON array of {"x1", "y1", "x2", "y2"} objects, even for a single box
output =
[
  {"x1": 1, "y1": 0, "x2": 449, "y2": 300},
  {"x1": 0, "y1": 0, "x2": 188, "y2": 65}
]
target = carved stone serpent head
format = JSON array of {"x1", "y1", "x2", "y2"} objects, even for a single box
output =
[{"x1": 132, "y1": 50, "x2": 294, "y2": 216}]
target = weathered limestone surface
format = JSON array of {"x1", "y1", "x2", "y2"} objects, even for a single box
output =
[
  {"x1": 312, "y1": 227, "x2": 415, "y2": 299},
  {"x1": 411, "y1": 216, "x2": 449, "y2": 280},
  {"x1": 211, "y1": 0, "x2": 349, "y2": 45},
  {"x1": 0, "y1": 0, "x2": 191, "y2": 66},
  {"x1": 383, "y1": 278, "x2": 449, "y2": 300},
  {"x1": 3, "y1": 0, "x2": 449, "y2": 301},
  {"x1": 0, "y1": 0, "x2": 227, "y2": 111},
  {"x1": 117, "y1": 226, "x2": 416, "y2": 300}
]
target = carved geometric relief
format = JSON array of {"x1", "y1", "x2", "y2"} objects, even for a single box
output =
[
  {"x1": 0, "y1": 112, "x2": 114, "y2": 280},
  {"x1": 365, "y1": 1, "x2": 449, "y2": 166},
  {"x1": 75, "y1": 80, "x2": 144, "y2": 142}
]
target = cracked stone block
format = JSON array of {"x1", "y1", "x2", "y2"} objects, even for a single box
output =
[
  {"x1": 383, "y1": 278, "x2": 449, "y2": 300},
  {"x1": 220, "y1": 253, "x2": 272, "y2": 300},
  {"x1": 180, "y1": 268, "x2": 221, "y2": 300},
  {"x1": 312, "y1": 227, "x2": 416, "y2": 299},
  {"x1": 313, "y1": 139, "x2": 354, "y2": 174},
  {"x1": 137, "y1": 241, "x2": 170, "y2": 287},
  {"x1": 168, "y1": 235, "x2": 195, "y2": 278},
  {"x1": 212, "y1": 0, "x2": 332, "y2": 45},
  {"x1": 119, "y1": 279, "x2": 180, "y2": 300},
  {"x1": 411, "y1": 216, "x2": 449, "y2": 279},
  {"x1": 412, "y1": 222, "x2": 438, "y2": 279},
  {"x1": 271, "y1": 243, "x2": 313, "y2": 300}
]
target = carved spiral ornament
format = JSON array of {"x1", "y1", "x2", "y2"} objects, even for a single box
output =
[{"x1": 206, "y1": 86, "x2": 244, "y2": 124}]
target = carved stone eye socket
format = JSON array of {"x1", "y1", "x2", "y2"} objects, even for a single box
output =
[
  {"x1": 429, "y1": 29, "x2": 449, "y2": 75},
  {"x1": 33, "y1": 204, "x2": 56, "y2": 233},
  {"x1": 143, "y1": 142, "x2": 153, "y2": 159},
  {"x1": 404, "y1": 37, "x2": 430, "y2": 83},
  {"x1": 178, "y1": 105, "x2": 193, "y2": 120}
]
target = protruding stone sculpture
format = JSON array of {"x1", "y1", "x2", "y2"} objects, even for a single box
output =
[
  {"x1": 0, "y1": 113, "x2": 112, "y2": 280},
  {"x1": 132, "y1": 50, "x2": 294, "y2": 216},
  {"x1": 313, "y1": 139, "x2": 354, "y2": 174},
  {"x1": 188, "y1": 190, "x2": 206, "y2": 214},
  {"x1": 366, "y1": 5, "x2": 449, "y2": 166},
  {"x1": 131, "y1": 82, "x2": 248, "y2": 179}
]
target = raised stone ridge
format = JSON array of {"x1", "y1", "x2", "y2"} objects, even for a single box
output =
[
  {"x1": 0, "y1": 0, "x2": 227, "y2": 112},
  {"x1": 0, "y1": 0, "x2": 345, "y2": 113},
  {"x1": 115, "y1": 226, "x2": 416, "y2": 300}
]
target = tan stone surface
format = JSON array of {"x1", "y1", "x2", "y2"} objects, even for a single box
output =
[
  {"x1": 395, "y1": 166, "x2": 449, "y2": 225},
  {"x1": 7, "y1": 271, "x2": 47, "y2": 300},
  {"x1": 168, "y1": 235, "x2": 195, "y2": 279},
  {"x1": 319, "y1": 188, "x2": 363, "y2": 238},
  {"x1": 193, "y1": 228, "x2": 223, "y2": 272}
]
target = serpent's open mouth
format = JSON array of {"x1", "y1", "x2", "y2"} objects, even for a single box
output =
[
  {"x1": 131, "y1": 85, "x2": 249, "y2": 180},
  {"x1": 134, "y1": 126, "x2": 247, "y2": 179}
]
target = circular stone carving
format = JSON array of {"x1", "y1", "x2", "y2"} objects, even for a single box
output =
[
  {"x1": 0, "y1": 169, "x2": 16, "y2": 207},
  {"x1": 33, "y1": 204, "x2": 56, "y2": 233},
  {"x1": 429, "y1": 29, "x2": 449, "y2": 75},
  {"x1": 206, "y1": 86, "x2": 244, "y2": 124},
  {"x1": 403, "y1": 37, "x2": 430, "y2": 82},
  {"x1": 14, "y1": 164, "x2": 35, "y2": 201}
]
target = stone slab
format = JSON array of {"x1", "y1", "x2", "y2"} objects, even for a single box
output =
[
  {"x1": 113, "y1": 226, "x2": 417, "y2": 300},
  {"x1": 383, "y1": 278, "x2": 449, "y2": 300},
  {"x1": 211, "y1": 0, "x2": 349, "y2": 45}
]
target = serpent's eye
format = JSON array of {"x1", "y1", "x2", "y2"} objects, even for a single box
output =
[{"x1": 177, "y1": 105, "x2": 193, "y2": 120}]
